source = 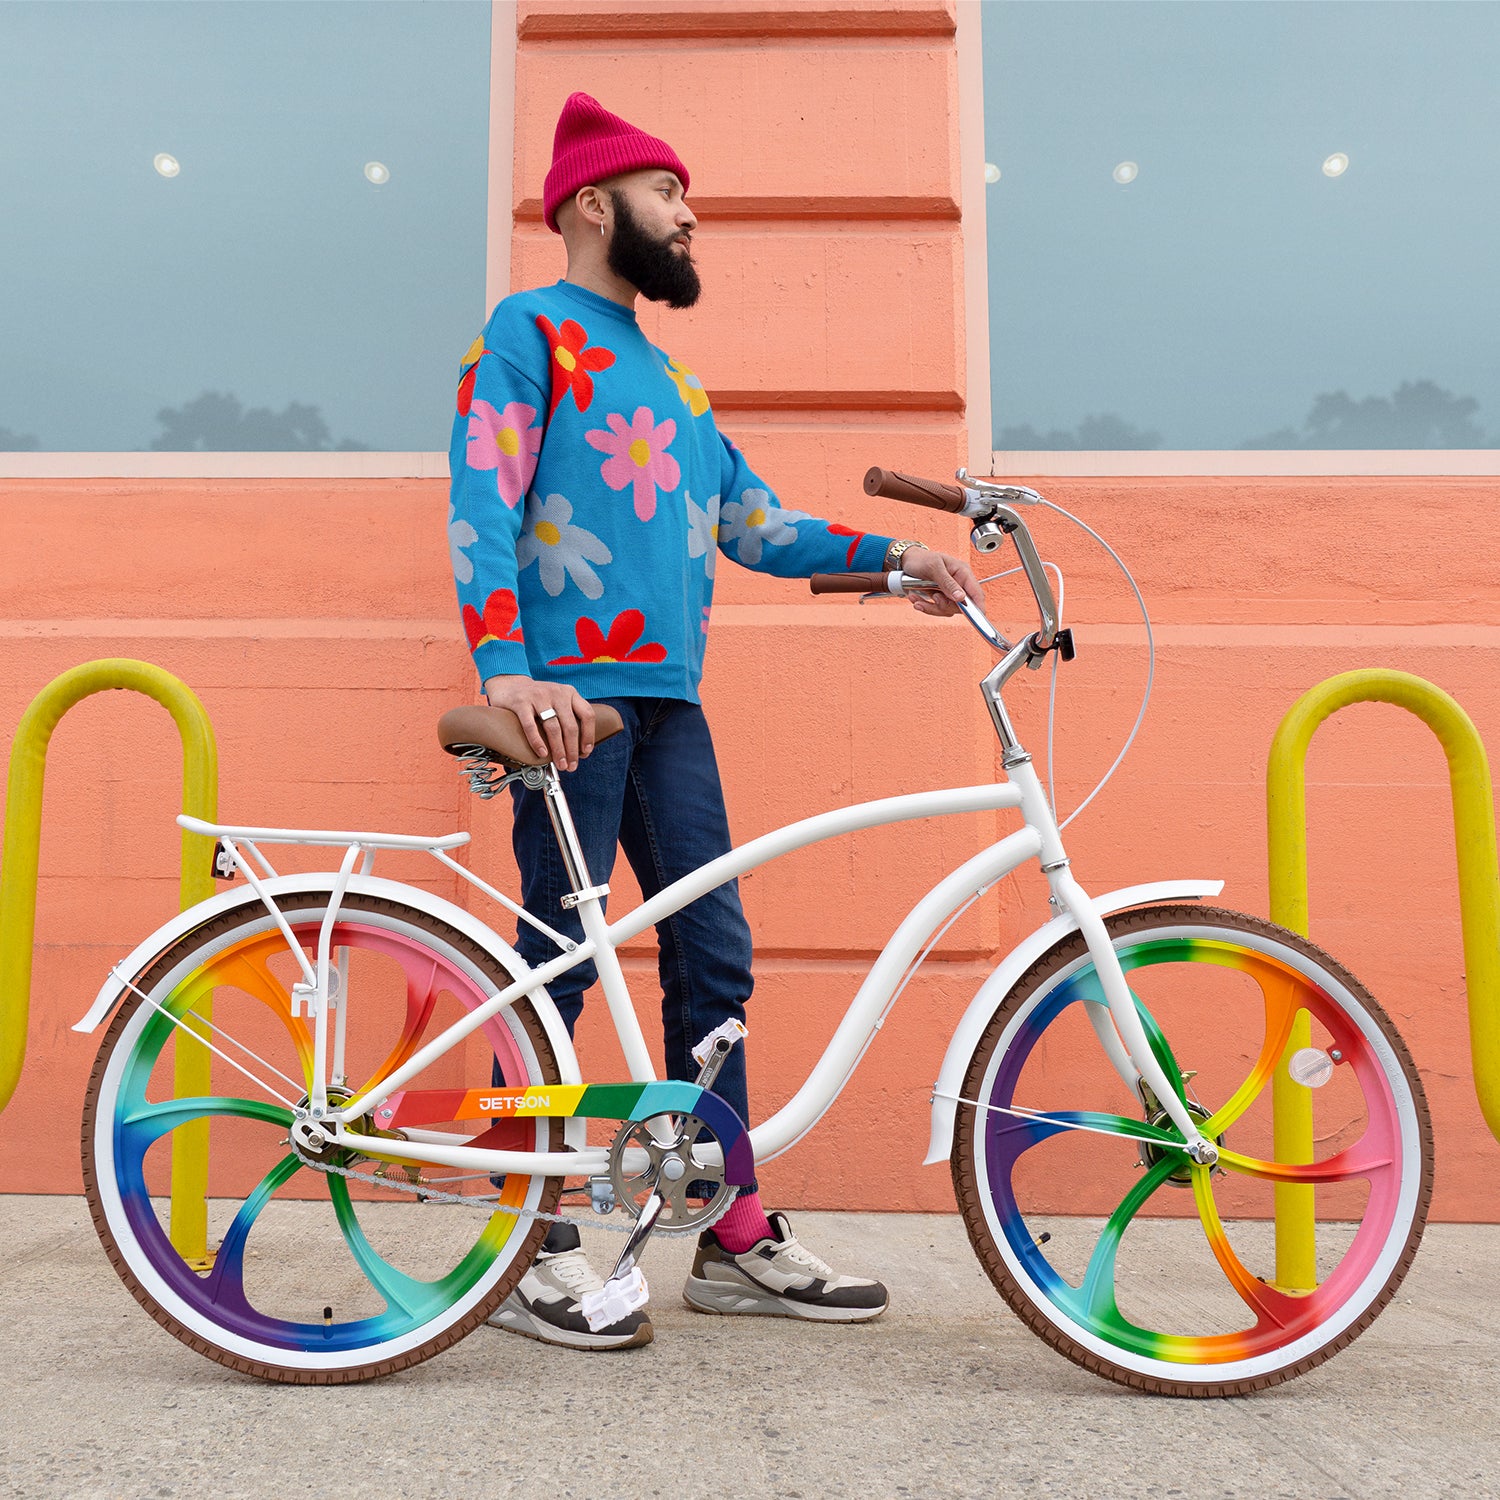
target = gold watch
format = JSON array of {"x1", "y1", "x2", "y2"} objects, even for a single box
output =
[{"x1": 883, "y1": 538, "x2": 926, "y2": 571}]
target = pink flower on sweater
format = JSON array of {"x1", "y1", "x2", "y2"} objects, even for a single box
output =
[
  {"x1": 584, "y1": 406, "x2": 680, "y2": 521},
  {"x1": 467, "y1": 399, "x2": 542, "y2": 508}
]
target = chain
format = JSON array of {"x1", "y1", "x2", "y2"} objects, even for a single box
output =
[{"x1": 297, "y1": 1145, "x2": 739, "y2": 1238}]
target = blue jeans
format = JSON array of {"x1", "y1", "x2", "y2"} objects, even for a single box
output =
[{"x1": 508, "y1": 698, "x2": 756, "y2": 1171}]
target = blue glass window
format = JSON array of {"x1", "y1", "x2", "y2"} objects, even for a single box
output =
[
  {"x1": 0, "y1": 0, "x2": 491, "y2": 452},
  {"x1": 981, "y1": 1, "x2": 1500, "y2": 450}
]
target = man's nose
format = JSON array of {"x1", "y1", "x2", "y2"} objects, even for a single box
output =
[{"x1": 676, "y1": 202, "x2": 697, "y2": 232}]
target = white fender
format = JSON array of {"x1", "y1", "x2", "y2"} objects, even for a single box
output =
[
  {"x1": 924, "y1": 879, "x2": 1224, "y2": 1165},
  {"x1": 72, "y1": 872, "x2": 585, "y2": 1098}
]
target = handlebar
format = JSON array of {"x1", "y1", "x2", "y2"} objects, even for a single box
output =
[
  {"x1": 863, "y1": 467, "x2": 968, "y2": 514},
  {"x1": 822, "y1": 466, "x2": 1063, "y2": 656}
]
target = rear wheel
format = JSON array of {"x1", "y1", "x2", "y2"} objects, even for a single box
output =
[
  {"x1": 82, "y1": 890, "x2": 563, "y2": 1383},
  {"x1": 952, "y1": 904, "x2": 1432, "y2": 1396}
]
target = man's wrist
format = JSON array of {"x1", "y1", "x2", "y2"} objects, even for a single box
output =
[{"x1": 882, "y1": 538, "x2": 927, "y2": 572}]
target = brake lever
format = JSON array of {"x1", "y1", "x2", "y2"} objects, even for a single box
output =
[{"x1": 866, "y1": 577, "x2": 1014, "y2": 653}]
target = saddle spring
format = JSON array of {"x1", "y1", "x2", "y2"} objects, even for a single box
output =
[{"x1": 451, "y1": 743, "x2": 511, "y2": 800}]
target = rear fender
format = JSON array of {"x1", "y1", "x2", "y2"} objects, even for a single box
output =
[{"x1": 924, "y1": 880, "x2": 1224, "y2": 1166}]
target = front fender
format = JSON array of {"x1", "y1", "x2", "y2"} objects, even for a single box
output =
[
  {"x1": 73, "y1": 874, "x2": 584, "y2": 1129},
  {"x1": 924, "y1": 879, "x2": 1224, "y2": 1166}
]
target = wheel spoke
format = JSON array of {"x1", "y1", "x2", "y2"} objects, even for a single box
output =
[
  {"x1": 202, "y1": 1153, "x2": 305, "y2": 1303},
  {"x1": 1077, "y1": 1155, "x2": 1182, "y2": 1321},
  {"x1": 121, "y1": 1095, "x2": 293, "y2": 1146},
  {"x1": 1217, "y1": 1139, "x2": 1393, "y2": 1186},
  {"x1": 1202, "y1": 967, "x2": 1304, "y2": 1137},
  {"x1": 199, "y1": 944, "x2": 316, "y2": 1089},
  {"x1": 1190, "y1": 1163, "x2": 1323, "y2": 1328},
  {"x1": 325, "y1": 1172, "x2": 449, "y2": 1321},
  {"x1": 358, "y1": 949, "x2": 444, "y2": 1095}
]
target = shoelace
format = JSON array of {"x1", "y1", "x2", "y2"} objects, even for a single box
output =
[
  {"x1": 775, "y1": 1236, "x2": 836, "y2": 1281},
  {"x1": 542, "y1": 1248, "x2": 606, "y2": 1297}
]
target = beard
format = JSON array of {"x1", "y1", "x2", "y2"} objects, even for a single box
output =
[{"x1": 606, "y1": 189, "x2": 702, "y2": 309}]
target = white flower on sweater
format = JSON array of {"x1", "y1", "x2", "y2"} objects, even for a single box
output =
[
  {"x1": 448, "y1": 504, "x2": 479, "y2": 585},
  {"x1": 685, "y1": 490, "x2": 720, "y2": 578},
  {"x1": 516, "y1": 493, "x2": 612, "y2": 600},
  {"x1": 719, "y1": 490, "x2": 808, "y2": 565}
]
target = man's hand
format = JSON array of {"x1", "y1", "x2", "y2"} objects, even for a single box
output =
[
  {"x1": 482, "y1": 675, "x2": 597, "y2": 772},
  {"x1": 897, "y1": 546, "x2": 986, "y2": 618}
]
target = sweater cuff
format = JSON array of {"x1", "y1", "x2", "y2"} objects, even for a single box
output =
[
  {"x1": 852, "y1": 533, "x2": 895, "y2": 572},
  {"x1": 471, "y1": 637, "x2": 531, "y2": 688}
]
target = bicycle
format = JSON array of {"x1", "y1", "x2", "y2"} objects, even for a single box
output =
[{"x1": 74, "y1": 466, "x2": 1432, "y2": 1394}]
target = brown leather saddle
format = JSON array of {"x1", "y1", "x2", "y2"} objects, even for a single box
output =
[{"x1": 437, "y1": 702, "x2": 625, "y2": 772}]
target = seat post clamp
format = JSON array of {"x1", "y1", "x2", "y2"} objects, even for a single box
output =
[{"x1": 560, "y1": 882, "x2": 611, "y2": 910}]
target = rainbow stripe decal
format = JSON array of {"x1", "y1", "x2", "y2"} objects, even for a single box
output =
[
  {"x1": 375, "y1": 1081, "x2": 755, "y2": 1185},
  {"x1": 979, "y1": 935, "x2": 1405, "y2": 1369}
]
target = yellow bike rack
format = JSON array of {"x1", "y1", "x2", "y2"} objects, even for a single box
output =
[
  {"x1": 1, "y1": 660, "x2": 219, "y2": 1263},
  {"x1": 1267, "y1": 668, "x2": 1500, "y2": 1289}
]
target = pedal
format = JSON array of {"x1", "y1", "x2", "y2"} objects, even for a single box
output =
[
  {"x1": 580, "y1": 1266, "x2": 649, "y2": 1332},
  {"x1": 690, "y1": 1019, "x2": 747, "y2": 1093}
]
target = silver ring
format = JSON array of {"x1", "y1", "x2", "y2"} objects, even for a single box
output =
[{"x1": 537, "y1": 708, "x2": 558, "y2": 723}]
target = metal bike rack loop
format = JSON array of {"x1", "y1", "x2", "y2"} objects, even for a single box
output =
[
  {"x1": 1, "y1": 659, "x2": 219, "y2": 1265},
  {"x1": 1267, "y1": 668, "x2": 1500, "y2": 1289}
]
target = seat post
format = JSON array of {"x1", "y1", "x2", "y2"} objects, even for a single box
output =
[{"x1": 540, "y1": 764, "x2": 596, "y2": 897}]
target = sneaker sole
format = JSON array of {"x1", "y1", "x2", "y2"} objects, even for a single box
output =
[
  {"x1": 487, "y1": 1305, "x2": 654, "y2": 1351},
  {"x1": 682, "y1": 1275, "x2": 887, "y2": 1323}
]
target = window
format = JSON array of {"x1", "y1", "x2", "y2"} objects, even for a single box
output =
[
  {"x1": 0, "y1": 0, "x2": 493, "y2": 457},
  {"x1": 979, "y1": 1, "x2": 1500, "y2": 457}
]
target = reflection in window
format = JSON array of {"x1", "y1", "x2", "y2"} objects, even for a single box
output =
[
  {"x1": 982, "y1": 2, "x2": 1500, "y2": 450},
  {"x1": 0, "y1": 1, "x2": 490, "y2": 452}
]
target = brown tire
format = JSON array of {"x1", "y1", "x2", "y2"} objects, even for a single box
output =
[
  {"x1": 951, "y1": 904, "x2": 1433, "y2": 1397},
  {"x1": 82, "y1": 889, "x2": 565, "y2": 1383}
]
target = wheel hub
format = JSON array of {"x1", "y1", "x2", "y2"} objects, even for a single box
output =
[{"x1": 1138, "y1": 1097, "x2": 1224, "y2": 1185}]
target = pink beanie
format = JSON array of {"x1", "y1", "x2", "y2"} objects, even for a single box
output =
[{"x1": 542, "y1": 91, "x2": 690, "y2": 234}]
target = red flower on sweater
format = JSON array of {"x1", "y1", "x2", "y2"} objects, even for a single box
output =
[
  {"x1": 536, "y1": 315, "x2": 616, "y2": 417},
  {"x1": 828, "y1": 523, "x2": 867, "y2": 569},
  {"x1": 549, "y1": 610, "x2": 666, "y2": 666},
  {"x1": 463, "y1": 589, "x2": 525, "y2": 652}
]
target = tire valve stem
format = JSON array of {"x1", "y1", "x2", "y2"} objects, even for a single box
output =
[
  {"x1": 1034, "y1": 1231, "x2": 1052, "y2": 1248},
  {"x1": 323, "y1": 1305, "x2": 333, "y2": 1337}
]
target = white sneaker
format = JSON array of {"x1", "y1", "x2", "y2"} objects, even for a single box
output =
[
  {"x1": 683, "y1": 1211, "x2": 888, "y2": 1322},
  {"x1": 488, "y1": 1223, "x2": 653, "y2": 1351}
]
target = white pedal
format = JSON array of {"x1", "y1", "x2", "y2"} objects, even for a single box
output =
[
  {"x1": 691, "y1": 1018, "x2": 748, "y2": 1068},
  {"x1": 580, "y1": 1266, "x2": 649, "y2": 1332}
]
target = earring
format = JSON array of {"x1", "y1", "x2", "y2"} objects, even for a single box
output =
[{"x1": 600, "y1": 220, "x2": 605, "y2": 238}]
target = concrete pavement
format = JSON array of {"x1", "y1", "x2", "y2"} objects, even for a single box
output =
[{"x1": 1, "y1": 1197, "x2": 1497, "y2": 1499}]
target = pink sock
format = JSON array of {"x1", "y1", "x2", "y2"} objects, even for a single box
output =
[{"x1": 714, "y1": 1190, "x2": 774, "y2": 1252}]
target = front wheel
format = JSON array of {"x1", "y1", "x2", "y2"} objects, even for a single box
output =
[
  {"x1": 82, "y1": 889, "x2": 564, "y2": 1383},
  {"x1": 952, "y1": 904, "x2": 1432, "y2": 1397}
]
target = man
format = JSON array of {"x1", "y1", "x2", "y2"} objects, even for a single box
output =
[{"x1": 448, "y1": 92, "x2": 983, "y2": 1350}]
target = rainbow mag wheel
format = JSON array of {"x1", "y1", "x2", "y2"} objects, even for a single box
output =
[
  {"x1": 951, "y1": 904, "x2": 1432, "y2": 1397},
  {"x1": 82, "y1": 891, "x2": 562, "y2": 1383}
]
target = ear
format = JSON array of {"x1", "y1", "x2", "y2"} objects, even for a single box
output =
[{"x1": 574, "y1": 184, "x2": 608, "y2": 231}]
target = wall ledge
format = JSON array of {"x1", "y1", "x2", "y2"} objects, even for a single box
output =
[{"x1": 518, "y1": 0, "x2": 955, "y2": 42}]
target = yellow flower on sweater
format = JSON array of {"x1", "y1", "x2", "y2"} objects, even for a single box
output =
[{"x1": 666, "y1": 356, "x2": 711, "y2": 418}]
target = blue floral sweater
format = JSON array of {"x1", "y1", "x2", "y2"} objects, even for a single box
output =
[{"x1": 448, "y1": 280, "x2": 892, "y2": 702}]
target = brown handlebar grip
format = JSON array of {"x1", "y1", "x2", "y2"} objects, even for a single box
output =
[
  {"x1": 862, "y1": 466, "x2": 967, "y2": 513},
  {"x1": 810, "y1": 572, "x2": 889, "y2": 595}
]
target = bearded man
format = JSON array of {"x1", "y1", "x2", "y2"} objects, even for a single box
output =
[{"x1": 448, "y1": 92, "x2": 982, "y2": 1350}]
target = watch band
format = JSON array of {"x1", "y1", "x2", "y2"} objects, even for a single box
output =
[{"x1": 883, "y1": 538, "x2": 927, "y2": 572}]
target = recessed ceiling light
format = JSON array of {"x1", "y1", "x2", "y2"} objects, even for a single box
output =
[
  {"x1": 1113, "y1": 161, "x2": 1138, "y2": 185},
  {"x1": 1322, "y1": 152, "x2": 1349, "y2": 177},
  {"x1": 984, "y1": 162, "x2": 1002, "y2": 184},
  {"x1": 364, "y1": 161, "x2": 390, "y2": 185},
  {"x1": 153, "y1": 153, "x2": 180, "y2": 178}
]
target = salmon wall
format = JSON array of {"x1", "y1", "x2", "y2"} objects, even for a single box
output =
[{"x1": 2, "y1": 0, "x2": 1497, "y2": 1220}]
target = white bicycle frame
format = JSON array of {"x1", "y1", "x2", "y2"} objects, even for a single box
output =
[{"x1": 76, "y1": 481, "x2": 1226, "y2": 1183}]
